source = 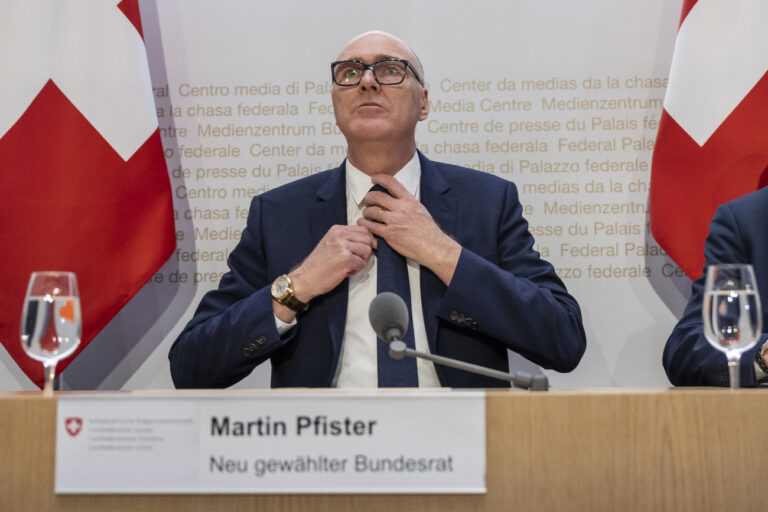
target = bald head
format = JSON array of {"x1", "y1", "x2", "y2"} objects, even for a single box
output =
[{"x1": 336, "y1": 31, "x2": 425, "y2": 83}]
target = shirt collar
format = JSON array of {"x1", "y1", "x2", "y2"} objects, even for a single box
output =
[{"x1": 346, "y1": 152, "x2": 421, "y2": 207}]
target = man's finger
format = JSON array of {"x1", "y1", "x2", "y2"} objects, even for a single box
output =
[
  {"x1": 362, "y1": 190, "x2": 398, "y2": 211},
  {"x1": 343, "y1": 227, "x2": 376, "y2": 245},
  {"x1": 348, "y1": 239, "x2": 373, "y2": 260},
  {"x1": 345, "y1": 253, "x2": 369, "y2": 277},
  {"x1": 334, "y1": 224, "x2": 371, "y2": 236},
  {"x1": 357, "y1": 217, "x2": 384, "y2": 239},
  {"x1": 361, "y1": 205, "x2": 387, "y2": 223}
]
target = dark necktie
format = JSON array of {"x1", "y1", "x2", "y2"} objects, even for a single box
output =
[{"x1": 371, "y1": 185, "x2": 419, "y2": 387}]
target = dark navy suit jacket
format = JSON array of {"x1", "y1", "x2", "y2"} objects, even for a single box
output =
[
  {"x1": 169, "y1": 154, "x2": 586, "y2": 388},
  {"x1": 664, "y1": 186, "x2": 768, "y2": 386}
]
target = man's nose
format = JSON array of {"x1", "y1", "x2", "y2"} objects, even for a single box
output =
[{"x1": 359, "y1": 68, "x2": 379, "y2": 91}]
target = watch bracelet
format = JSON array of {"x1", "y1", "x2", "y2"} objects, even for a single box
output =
[{"x1": 282, "y1": 294, "x2": 308, "y2": 313}]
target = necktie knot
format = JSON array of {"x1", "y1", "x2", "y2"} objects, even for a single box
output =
[{"x1": 369, "y1": 184, "x2": 391, "y2": 196}]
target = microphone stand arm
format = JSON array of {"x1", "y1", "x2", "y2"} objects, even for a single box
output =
[{"x1": 388, "y1": 341, "x2": 549, "y2": 391}]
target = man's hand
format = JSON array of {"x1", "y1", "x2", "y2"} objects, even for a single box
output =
[
  {"x1": 273, "y1": 225, "x2": 374, "y2": 323},
  {"x1": 357, "y1": 174, "x2": 461, "y2": 285}
]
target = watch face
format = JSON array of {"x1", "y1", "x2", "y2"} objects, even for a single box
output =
[{"x1": 272, "y1": 276, "x2": 289, "y2": 298}]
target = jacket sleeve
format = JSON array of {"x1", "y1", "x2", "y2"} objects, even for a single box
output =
[
  {"x1": 663, "y1": 203, "x2": 766, "y2": 386},
  {"x1": 435, "y1": 181, "x2": 586, "y2": 372},
  {"x1": 168, "y1": 196, "x2": 296, "y2": 388}
]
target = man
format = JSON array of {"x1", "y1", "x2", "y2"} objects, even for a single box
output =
[
  {"x1": 169, "y1": 31, "x2": 586, "y2": 388},
  {"x1": 664, "y1": 186, "x2": 768, "y2": 386}
]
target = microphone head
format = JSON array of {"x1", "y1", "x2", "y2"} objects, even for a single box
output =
[{"x1": 369, "y1": 292, "x2": 409, "y2": 342}]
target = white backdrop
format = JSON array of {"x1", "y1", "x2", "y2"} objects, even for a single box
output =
[{"x1": 0, "y1": 0, "x2": 691, "y2": 390}]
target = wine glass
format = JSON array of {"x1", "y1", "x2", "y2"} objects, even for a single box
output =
[
  {"x1": 20, "y1": 272, "x2": 81, "y2": 395},
  {"x1": 702, "y1": 264, "x2": 762, "y2": 390}
]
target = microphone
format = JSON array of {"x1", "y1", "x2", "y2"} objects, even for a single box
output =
[
  {"x1": 368, "y1": 292, "x2": 549, "y2": 391},
  {"x1": 369, "y1": 292, "x2": 410, "y2": 342}
]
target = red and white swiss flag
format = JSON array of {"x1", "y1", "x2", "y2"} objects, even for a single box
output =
[
  {"x1": 650, "y1": 0, "x2": 768, "y2": 279},
  {"x1": 0, "y1": 1, "x2": 175, "y2": 387}
]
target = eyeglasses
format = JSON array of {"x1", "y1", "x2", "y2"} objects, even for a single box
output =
[{"x1": 331, "y1": 58, "x2": 423, "y2": 87}]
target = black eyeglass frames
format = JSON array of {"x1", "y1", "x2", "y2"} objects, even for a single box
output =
[{"x1": 331, "y1": 58, "x2": 424, "y2": 87}]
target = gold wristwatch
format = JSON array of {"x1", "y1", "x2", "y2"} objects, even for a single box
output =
[{"x1": 271, "y1": 274, "x2": 308, "y2": 313}]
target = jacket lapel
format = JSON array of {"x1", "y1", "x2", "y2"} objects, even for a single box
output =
[
  {"x1": 308, "y1": 163, "x2": 348, "y2": 377},
  {"x1": 417, "y1": 154, "x2": 457, "y2": 355}
]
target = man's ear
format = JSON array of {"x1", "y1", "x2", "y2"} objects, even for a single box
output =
[{"x1": 419, "y1": 88, "x2": 429, "y2": 121}]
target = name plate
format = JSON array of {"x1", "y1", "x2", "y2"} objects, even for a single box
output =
[{"x1": 55, "y1": 390, "x2": 485, "y2": 494}]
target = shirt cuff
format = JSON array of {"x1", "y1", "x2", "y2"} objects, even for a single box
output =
[{"x1": 274, "y1": 314, "x2": 297, "y2": 336}]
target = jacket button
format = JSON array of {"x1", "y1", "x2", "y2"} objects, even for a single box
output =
[
  {"x1": 450, "y1": 311, "x2": 461, "y2": 322},
  {"x1": 256, "y1": 336, "x2": 266, "y2": 345}
]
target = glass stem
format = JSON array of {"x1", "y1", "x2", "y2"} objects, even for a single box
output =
[
  {"x1": 43, "y1": 361, "x2": 56, "y2": 396},
  {"x1": 726, "y1": 352, "x2": 741, "y2": 390}
]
